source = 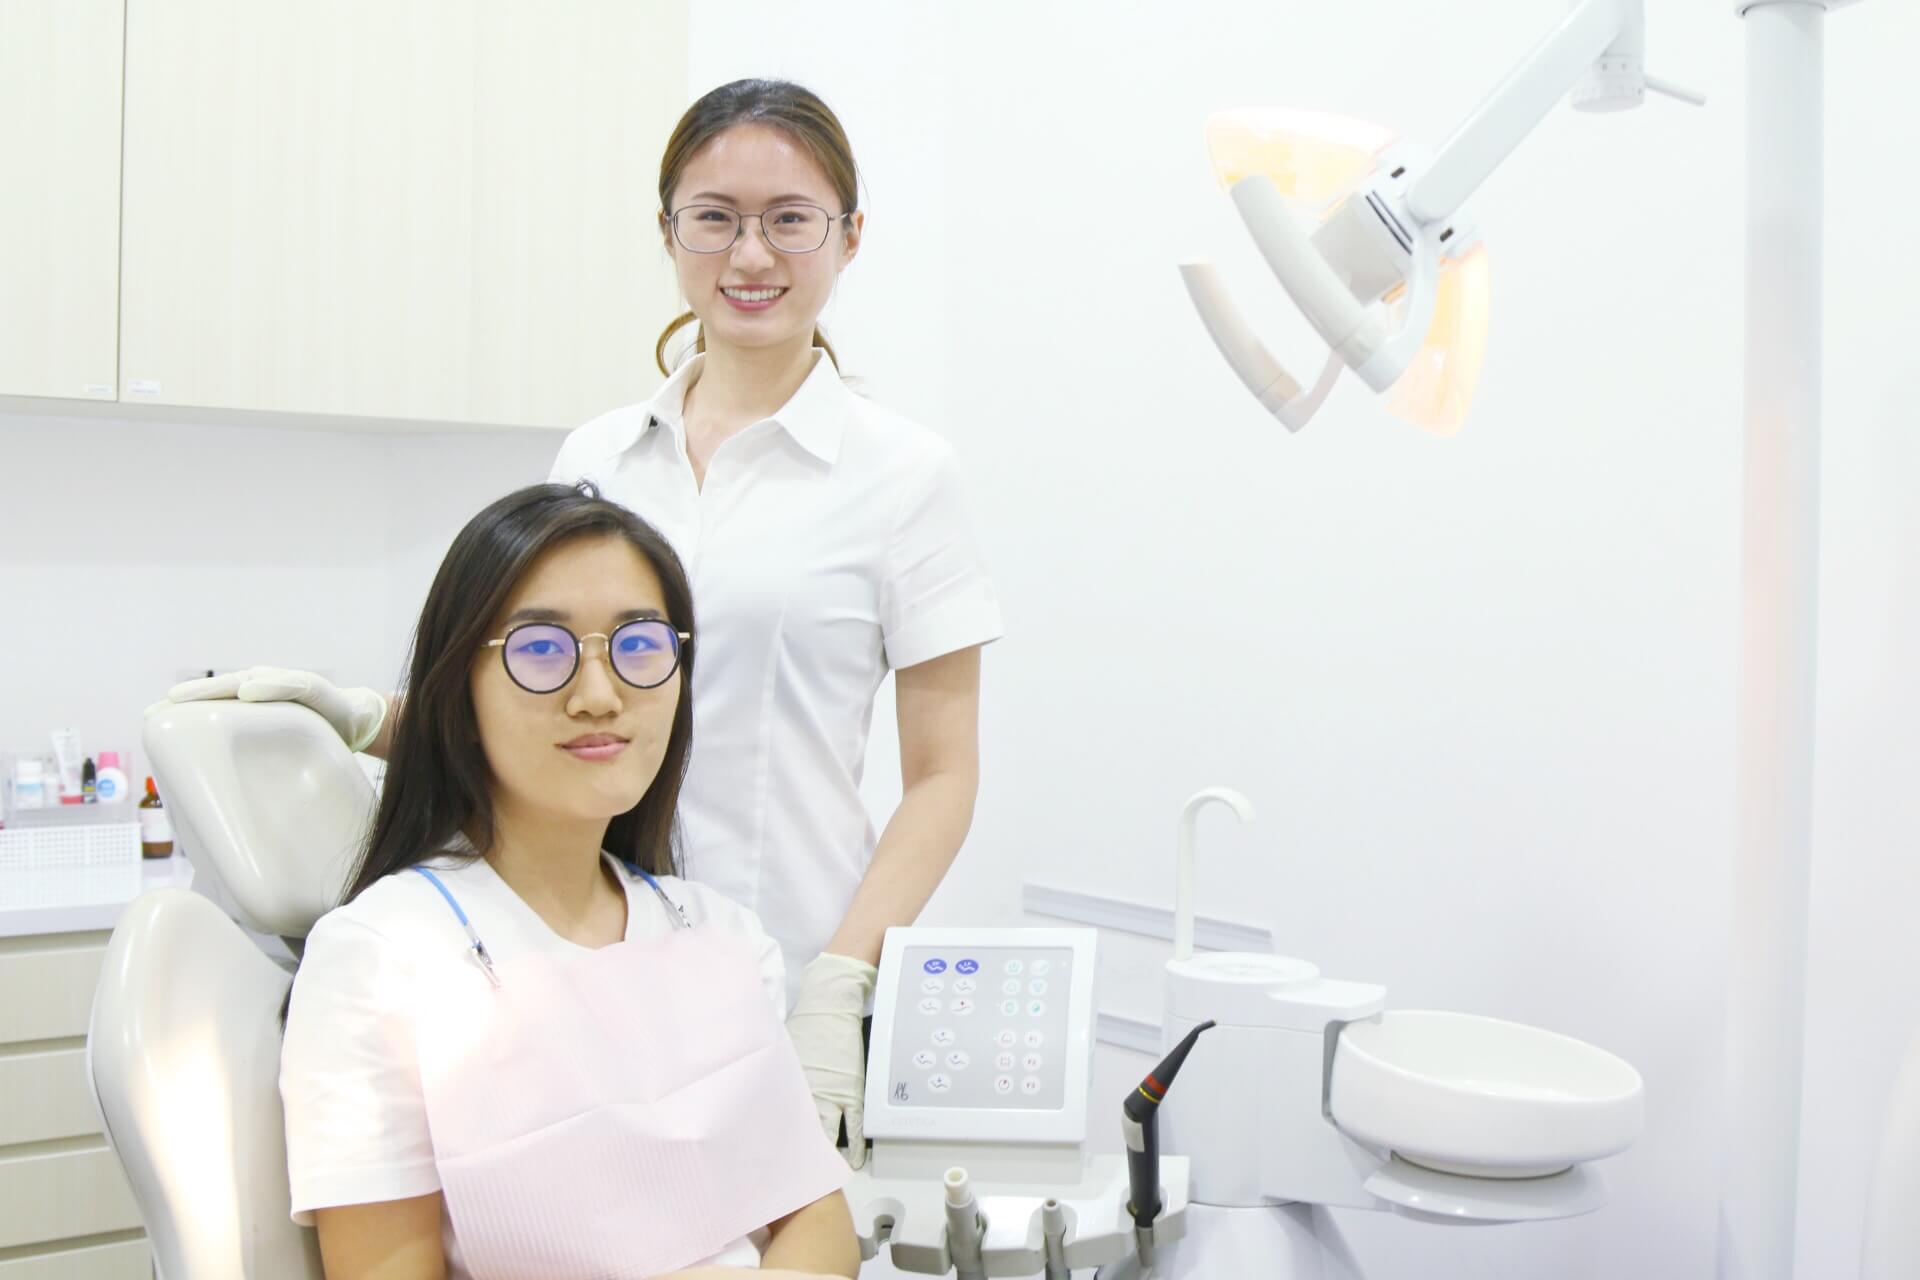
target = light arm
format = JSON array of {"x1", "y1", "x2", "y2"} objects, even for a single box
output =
[{"x1": 1408, "y1": 0, "x2": 1634, "y2": 224}]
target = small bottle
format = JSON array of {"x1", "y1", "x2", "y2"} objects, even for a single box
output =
[
  {"x1": 138, "y1": 777, "x2": 174, "y2": 858},
  {"x1": 95, "y1": 751, "x2": 129, "y2": 805},
  {"x1": 81, "y1": 756, "x2": 98, "y2": 803},
  {"x1": 12, "y1": 759, "x2": 47, "y2": 811}
]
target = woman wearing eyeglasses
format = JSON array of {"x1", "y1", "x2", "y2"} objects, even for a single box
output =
[
  {"x1": 280, "y1": 483, "x2": 859, "y2": 1278},
  {"x1": 161, "y1": 79, "x2": 1002, "y2": 1170}
]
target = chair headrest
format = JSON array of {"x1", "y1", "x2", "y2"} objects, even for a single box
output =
[{"x1": 143, "y1": 701, "x2": 375, "y2": 938}]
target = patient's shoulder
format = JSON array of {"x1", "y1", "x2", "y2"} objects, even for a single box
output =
[{"x1": 306, "y1": 854, "x2": 486, "y2": 951}]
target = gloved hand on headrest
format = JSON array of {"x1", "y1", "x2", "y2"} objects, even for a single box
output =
[{"x1": 150, "y1": 667, "x2": 390, "y2": 755}]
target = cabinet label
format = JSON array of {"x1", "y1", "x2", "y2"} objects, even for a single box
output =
[{"x1": 127, "y1": 379, "x2": 161, "y2": 396}]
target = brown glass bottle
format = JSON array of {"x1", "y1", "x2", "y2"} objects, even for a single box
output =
[{"x1": 138, "y1": 776, "x2": 174, "y2": 858}]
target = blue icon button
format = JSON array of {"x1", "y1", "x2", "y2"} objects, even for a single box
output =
[
  {"x1": 956, "y1": 959, "x2": 979, "y2": 975},
  {"x1": 923, "y1": 958, "x2": 948, "y2": 974}
]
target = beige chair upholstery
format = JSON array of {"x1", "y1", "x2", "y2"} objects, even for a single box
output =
[
  {"x1": 89, "y1": 890, "x2": 326, "y2": 1279},
  {"x1": 87, "y1": 700, "x2": 376, "y2": 1279}
]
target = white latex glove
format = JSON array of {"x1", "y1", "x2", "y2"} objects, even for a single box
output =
[
  {"x1": 154, "y1": 666, "x2": 389, "y2": 754},
  {"x1": 787, "y1": 952, "x2": 878, "y2": 1170}
]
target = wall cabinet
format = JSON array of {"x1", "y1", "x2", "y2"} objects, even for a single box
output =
[
  {"x1": 0, "y1": 0, "x2": 124, "y2": 404},
  {"x1": 4, "y1": 0, "x2": 688, "y2": 431}
]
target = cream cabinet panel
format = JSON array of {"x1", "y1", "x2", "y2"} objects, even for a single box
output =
[
  {"x1": 0, "y1": 1142, "x2": 142, "y2": 1252},
  {"x1": 0, "y1": 0, "x2": 123, "y2": 402},
  {"x1": 0, "y1": 1049, "x2": 100, "y2": 1147},
  {"x1": 119, "y1": 0, "x2": 687, "y2": 429},
  {"x1": 0, "y1": 935, "x2": 109, "y2": 1043},
  {"x1": 0, "y1": 1238, "x2": 151, "y2": 1280}
]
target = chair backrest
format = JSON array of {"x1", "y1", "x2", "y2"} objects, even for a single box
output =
[
  {"x1": 88, "y1": 890, "x2": 325, "y2": 1280},
  {"x1": 142, "y1": 699, "x2": 375, "y2": 939},
  {"x1": 88, "y1": 700, "x2": 377, "y2": 1277}
]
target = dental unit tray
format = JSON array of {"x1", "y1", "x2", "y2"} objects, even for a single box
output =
[
  {"x1": 849, "y1": 1154, "x2": 1190, "y2": 1276},
  {"x1": 849, "y1": 926, "x2": 1191, "y2": 1275}
]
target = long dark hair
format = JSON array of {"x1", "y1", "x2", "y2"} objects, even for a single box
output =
[{"x1": 344, "y1": 483, "x2": 696, "y2": 901}]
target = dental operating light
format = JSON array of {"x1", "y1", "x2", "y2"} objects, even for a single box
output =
[
  {"x1": 1183, "y1": 0, "x2": 1700, "y2": 435},
  {"x1": 1186, "y1": 3, "x2": 1885, "y2": 1278}
]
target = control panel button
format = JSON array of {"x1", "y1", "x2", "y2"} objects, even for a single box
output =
[
  {"x1": 1000, "y1": 1000, "x2": 1020, "y2": 1017},
  {"x1": 1024, "y1": 1030, "x2": 1044, "y2": 1048},
  {"x1": 921, "y1": 977, "x2": 946, "y2": 994},
  {"x1": 931, "y1": 1027, "x2": 956, "y2": 1046},
  {"x1": 1001, "y1": 979, "x2": 1021, "y2": 996},
  {"x1": 1004, "y1": 959, "x2": 1025, "y2": 976},
  {"x1": 923, "y1": 959, "x2": 947, "y2": 975},
  {"x1": 1032, "y1": 959, "x2": 1052, "y2": 976},
  {"x1": 928, "y1": 1074, "x2": 953, "y2": 1093},
  {"x1": 1027, "y1": 1000, "x2": 1046, "y2": 1017},
  {"x1": 956, "y1": 958, "x2": 980, "y2": 975},
  {"x1": 994, "y1": 1076, "x2": 1014, "y2": 1095},
  {"x1": 913, "y1": 1050, "x2": 936, "y2": 1069},
  {"x1": 917, "y1": 997, "x2": 942, "y2": 1015},
  {"x1": 949, "y1": 998, "x2": 975, "y2": 1016},
  {"x1": 995, "y1": 1030, "x2": 1017, "y2": 1048},
  {"x1": 1021, "y1": 1076, "x2": 1043, "y2": 1096},
  {"x1": 946, "y1": 1051, "x2": 971, "y2": 1070},
  {"x1": 995, "y1": 1052, "x2": 1015, "y2": 1070},
  {"x1": 953, "y1": 978, "x2": 978, "y2": 995},
  {"x1": 1028, "y1": 979, "x2": 1048, "y2": 996},
  {"x1": 1023, "y1": 1053, "x2": 1044, "y2": 1071}
]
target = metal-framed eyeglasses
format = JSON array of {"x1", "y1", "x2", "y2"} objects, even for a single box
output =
[
  {"x1": 664, "y1": 203, "x2": 853, "y2": 255},
  {"x1": 481, "y1": 619, "x2": 690, "y2": 694}
]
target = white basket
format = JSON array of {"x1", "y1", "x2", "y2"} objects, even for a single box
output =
[{"x1": 0, "y1": 813, "x2": 142, "y2": 872}]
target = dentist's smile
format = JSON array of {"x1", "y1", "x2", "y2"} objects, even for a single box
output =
[{"x1": 720, "y1": 284, "x2": 788, "y2": 311}]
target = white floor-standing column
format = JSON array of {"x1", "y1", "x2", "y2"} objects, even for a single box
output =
[{"x1": 1720, "y1": 5, "x2": 1827, "y2": 1278}]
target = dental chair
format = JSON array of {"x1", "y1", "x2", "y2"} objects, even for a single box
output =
[{"x1": 87, "y1": 701, "x2": 375, "y2": 1279}]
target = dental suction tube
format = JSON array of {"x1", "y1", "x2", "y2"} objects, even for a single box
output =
[
  {"x1": 1122, "y1": 1020, "x2": 1216, "y2": 1265},
  {"x1": 942, "y1": 1167, "x2": 988, "y2": 1280}
]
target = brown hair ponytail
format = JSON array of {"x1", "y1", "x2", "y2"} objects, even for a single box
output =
[{"x1": 654, "y1": 313, "x2": 841, "y2": 378}]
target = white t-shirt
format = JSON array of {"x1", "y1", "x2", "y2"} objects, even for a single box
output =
[
  {"x1": 280, "y1": 851, "x2": 787, "y2": 1277},
  {"x1": 550, "y1": 351, "x2": 1004, "y2": 998}
]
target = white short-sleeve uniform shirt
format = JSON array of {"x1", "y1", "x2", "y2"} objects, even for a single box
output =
[
  {"x1": 280, "y1": 853, "x2": 787, "y2": 1276},
  {"x1": 548, "y1": 351, "x2": 1004, "y2": 992}
]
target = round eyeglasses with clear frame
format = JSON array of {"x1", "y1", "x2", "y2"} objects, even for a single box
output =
[
  {"x1": 665, "y1": 203, "x2": 852, "y2": 255},
  {"x1": 480, "y1": 620, "x2": 690, "y2": 695}
]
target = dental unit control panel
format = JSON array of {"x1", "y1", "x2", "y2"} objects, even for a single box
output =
[
  {"x1": 868, "y1": 932, "x2": 1092, "y2": 1142},
  {"x1": 849, "y1": 927, "x2": 1190, "y2": 1278}
]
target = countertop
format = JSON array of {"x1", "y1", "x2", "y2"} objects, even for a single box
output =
[{"x1": 0, "y1": 854, "x2": 196, "y2": 938}]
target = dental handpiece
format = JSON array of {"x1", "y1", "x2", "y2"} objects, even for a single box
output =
[
  {"x1": 943, "y1": 1166, "x2": 988, "y2": 1280},
  {"x1": 1041, "y1": 1197, "x2": 1071, "y2": 1280},
  {"x1": 1122, "y1": 1019, "x2": 1216, "y2": 1264}
]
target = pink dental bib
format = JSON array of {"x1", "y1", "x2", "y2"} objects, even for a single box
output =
[{"x1": 412, "y1": 870, "x2": 847, "y2": 1278}]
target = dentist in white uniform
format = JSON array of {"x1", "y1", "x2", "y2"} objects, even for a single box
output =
[{"x1": 161, "y1": 78, "x2": 1001, "y2": 1167}]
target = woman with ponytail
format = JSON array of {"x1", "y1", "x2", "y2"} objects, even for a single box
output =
[{"x1": 546, "y1": 77, "x2": 1004, "y2": 1168}]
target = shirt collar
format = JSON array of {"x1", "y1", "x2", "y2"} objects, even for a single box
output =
[{"x1": 625, "y1": 348, "x2": 847, "y2": 465}]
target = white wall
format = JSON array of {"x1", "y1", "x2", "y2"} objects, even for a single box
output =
[
  {"x1": 0, "y1": 415, "x2": 557, "y2": 784},
  {"x1": 688, "y1": 3, "x2": 1918, "y2": 1278}
]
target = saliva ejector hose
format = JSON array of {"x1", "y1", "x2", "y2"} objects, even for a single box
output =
[{"x1": 1122, "y1": 1019, "x2": 1215, "y2": 1267}]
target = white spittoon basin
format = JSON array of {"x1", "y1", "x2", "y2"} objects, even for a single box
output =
[{"x1": 1330, "y1": 1010, "x2": 1645, "y2": 1179}]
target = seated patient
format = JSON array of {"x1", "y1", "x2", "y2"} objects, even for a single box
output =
[{"x1": 281, "y1": 483, "x2": 859, "y2": 1280}]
